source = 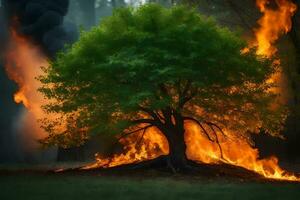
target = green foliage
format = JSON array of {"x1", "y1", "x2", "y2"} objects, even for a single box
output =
[{"x1": 39, "y1": 3, "x2": 286, "y2": 147}]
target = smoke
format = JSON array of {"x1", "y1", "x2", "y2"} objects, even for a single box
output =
[
  {"x1": 0, "y1": 0, "x2": 78, "y2": 163},
  {"x1": 3, "y1": 0, "x2": 78, "y2": 57}
]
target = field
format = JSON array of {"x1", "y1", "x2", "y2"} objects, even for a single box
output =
[{"x1": 1, "y1": 169, "x2": 300, "y2": 200}]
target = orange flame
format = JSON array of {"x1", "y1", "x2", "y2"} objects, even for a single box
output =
[
  {"x1": 5, "y1": 29, "x2": 49, "y2": 146},
  {"x1": 185, "y1": 121, "x2": 300, "y2": 181},
  {"x1": 187, "y1": 0, "x2": 299, "y2": 181},
  {"x1": 255, "y1": 0, "x2": 297, "y2": 56},
  {"x1": 254, "y1": 0, "x2": 297, "y2": 102},
  {"x1": 83, "y1": 120, "x2": 300, "y2": 181},
  {"x1": 82, "y1": 127, "x2": 169, "y2": 169},
  {"x1": 83, "y1": 0, "x2": 299, "y2": 182}
]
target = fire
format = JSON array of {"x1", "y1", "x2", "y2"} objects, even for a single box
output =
[
  {"x1": 255, "y1": 0, "x2": 297, "y2": 56},
  {"x1": 4, "y1": 0, "x2": 295, "y2": 183},
  {"x1": 5, "y1": 29, "x2": 49, "y2": 145},
  {"x1": 82, "y1": 126, "x2": 169, "y2": 169},
  {"x1": 83, "y1": 120, "x2": 299, "y2": 181},
  {"x1": 185, "y1": 121, "x2": 300, "y2": 181},
  {"x1": 82, "y1": 0, "x2": 300, "y2": 182},
  {"x1": 254, "y1": 0, "x2": 297, "y2": 103},
  {"x1": 187, "y1": 0, "x2": 298, "y2": 181},
  {"x1": 188, "y1": 0, "x2": 299, "y2": 181}
]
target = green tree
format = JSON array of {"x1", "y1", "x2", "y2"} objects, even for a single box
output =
[{"x1": 39, "y1": 4, "x2": 286, "y2": 170}]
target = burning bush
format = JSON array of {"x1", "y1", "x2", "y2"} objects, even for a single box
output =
[{"x1": 38, "y1": 4, "x2": 286, "y2": 171}]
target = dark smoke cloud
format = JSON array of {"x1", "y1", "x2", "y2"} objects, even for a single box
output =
[{"x1": 3, "y1": 0, "x2": 78, "y2": 57}]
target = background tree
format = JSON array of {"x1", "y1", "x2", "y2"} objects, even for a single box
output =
[
  {"x1": 77, "y1": 0, "x2": 96, "y2": 29},
  {"x1": 39, "y1": 4, "x2": 286, "y2": 170},
  {"x1": 286, "y1": 0, "x2": 300, "y2": 160}
]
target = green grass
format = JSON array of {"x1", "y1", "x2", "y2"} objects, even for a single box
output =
[{"x1": 0, "y1": 174, "x2": 300, "y2": 200}]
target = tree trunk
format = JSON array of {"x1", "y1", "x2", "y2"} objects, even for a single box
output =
[
  {"x1": 157, "y1": 112, "x2": 189, "y2": 172},
  {"x1": 165, "y1": 127, "x2": 188, "y2": 171}
]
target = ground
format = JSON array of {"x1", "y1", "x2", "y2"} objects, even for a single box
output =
[{"x1": 0, "y1": 164, "x2": 300, "y2": 200}]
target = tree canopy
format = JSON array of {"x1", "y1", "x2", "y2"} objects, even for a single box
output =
[{"x1": 39, "y1": 4, "x2": 286, "y2": 148}]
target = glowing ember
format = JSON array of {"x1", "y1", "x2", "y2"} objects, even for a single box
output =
[{"x1": 5, "y1": 28, "x2": 49, "y2": 144}]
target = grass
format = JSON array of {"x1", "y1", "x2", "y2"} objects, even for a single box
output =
[{"x1": 0, "y1": 173, "x2": 300, "y2": 200}]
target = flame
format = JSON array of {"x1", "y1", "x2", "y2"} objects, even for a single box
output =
[
  {"x1": 4, "y1": 29, "x2": 49, "y2": 146},
  {"x1": 83, "y1": 120, "x2": 300, "y2": 181},
  {"x1": 82, "y1": 126, "x2": 169, "y2": 169},
  {"x1": 185, "y1": 121, "x2": 300, "y2": 181},
  {"x1": 255, "y1": 0, "x2": 297, "y2": 56},
  {"x1": 82, "y1": 0, "x2": 299, "y2": 182},
  {"x1": 188, "y1": 0, "x2": 299, "y2": 181},
  {"x1": 254, "y1": 0, "x2": 297, "y2": 103}
]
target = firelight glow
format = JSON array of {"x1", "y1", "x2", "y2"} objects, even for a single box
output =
[
  {"x1": 4, "y1": 1, "x2": 299, "y2": 182},
  {"x1": 5, "y1": 29, "x2": 49, "y2": 145},
  {"x1": 83, "y1": 0, "x2": 299, "y2": 182}
]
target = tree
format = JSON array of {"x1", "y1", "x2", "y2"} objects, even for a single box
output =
[
  {"x1": 39, "y1": 4, "x2": 286, "y2": 171},
  {"x1": 286, "y1": 0, "x2": 300, "y2": 160}
]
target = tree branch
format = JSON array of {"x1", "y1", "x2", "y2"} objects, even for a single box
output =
[
  {"x1": 159, "y1": 83, "x2": 169, "y2": 96},
  {"x1": 184, "y1": 117, "x2": 227, "y2": 161},
  {"x1": 131, "y1": 118, "x2": 155, "y2": 125},
  {"x1": 179, "y1": 95, "x2": 195, "y2": 109},
  {"x1": 136, "y1": 126, "x2": 150, "y2": 148},
  {"x1": 204, "y1": 121, "x2": 227, "y2": 137},
  {"x1": 162, "y1": 107, "x2": 173, "y2": 125},
  {"x1": 207, "y1": 124, "x2": 224, "y2": 159},
  {"x1": 182, "y1": 80, "x2": 192, "y2": 98},
  {"x1": 139, "y1": 106, "x2": 159, "y2": 121},
  {"x1": 178, "y1": 81, "x2": 197, "y2": 109},
  {"x1": 184, "y1": 117, "x2": 214, "y2": 142},
  {"x1": 118, "y1": 125, "x2": 153, "y2": 140},
  {"x1": 154, "y1": 111, "x2": 165, "y2": 123}
]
